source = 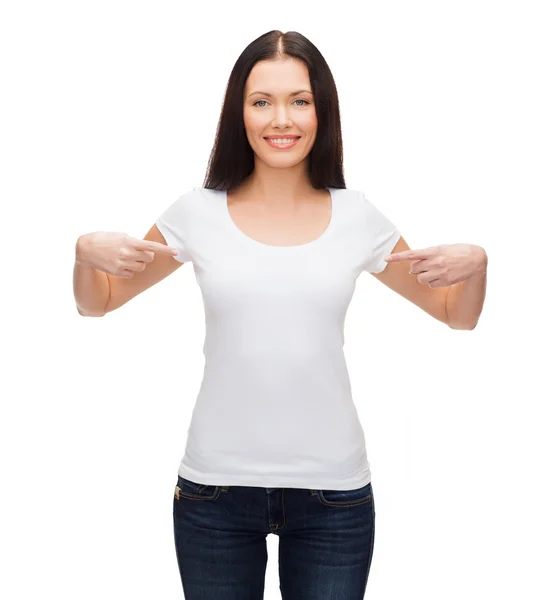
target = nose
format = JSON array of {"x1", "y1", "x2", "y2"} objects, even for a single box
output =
[{"x1": 271, "y1": 105, "x2": 293, "y2": 128}]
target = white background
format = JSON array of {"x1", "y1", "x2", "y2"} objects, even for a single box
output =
[{"x1": 2, "y1": 1, "x2": 552, "y2": 599}]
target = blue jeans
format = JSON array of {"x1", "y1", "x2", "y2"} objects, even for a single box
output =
[{"x1": 173, "y1": 474, "x2": 376, "y2": 599}]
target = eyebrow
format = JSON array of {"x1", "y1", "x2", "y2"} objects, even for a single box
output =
[{"x1": 247, "y1": 89, "x2": 313, "y2": 98}]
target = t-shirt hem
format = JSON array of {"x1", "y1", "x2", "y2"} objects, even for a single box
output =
[
  {"x1": 177, "y1": 463, "x2": 372, "y2": 491},
  {"x1": 155, "y1": 218, "x2": 187, "y2": 263},
  {"x1": 371, "y1": 229, "x2": 402, "y2": 273}
]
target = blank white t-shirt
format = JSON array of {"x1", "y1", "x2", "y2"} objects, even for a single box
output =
[{"x1": 155, "y1": 186, "x2": 401, "y2": 490}]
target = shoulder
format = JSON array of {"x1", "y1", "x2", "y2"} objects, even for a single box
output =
[
  {"x1": 157, "y1": 187, "x2": 212, "y2": 221},
  {"x1": 329, "y1": 187, "x2": 363, "y2": 200},
  {"x1": 330, "y1": 187, "x2": 366, "y2": 212},
  {"x1": 352, "y1": 189, "x2": 399, "y2": 229}
]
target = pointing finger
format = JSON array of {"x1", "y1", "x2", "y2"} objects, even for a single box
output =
[
  {"x1": 385, "y1": 249, "x2": 432, "y2": 262},
  {"x1": 135, "y1": 239, "x2": 179, "y2": 256}
]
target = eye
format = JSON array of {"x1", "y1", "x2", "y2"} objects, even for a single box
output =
[{"x1": 252, "y1": 99, "x2": 310, "y2": 108}]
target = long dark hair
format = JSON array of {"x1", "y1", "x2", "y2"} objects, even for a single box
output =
[{"x1": 202, "y1": 30, "x2": 346, "y2": 192}]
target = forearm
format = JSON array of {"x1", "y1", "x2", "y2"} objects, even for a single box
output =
[
  {"x1": 446, "y1": 256, "x2": 488, "y2": 329},
  {"x1": 73, "y1": 237, "x2": 110, "y2": 317}
]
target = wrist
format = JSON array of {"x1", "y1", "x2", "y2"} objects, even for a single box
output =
[
  {"x1": 473, "y1": 246, "x2": 488, "y2": 276},
  {"x1": 75, "y1": 235, "x2": 92, "y2": 266}
]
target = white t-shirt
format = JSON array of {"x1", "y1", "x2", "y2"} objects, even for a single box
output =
[{"x1": 155, "y1": 186, "x2": 401, "y2": 490}]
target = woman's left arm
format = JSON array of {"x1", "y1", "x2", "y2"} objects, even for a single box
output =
[
  {"x1": 443, "y1": 249, "x2": 488, "y2": 329},
  {"x1": 382, "y1": 242, "x2": 488, "y2": 330}
]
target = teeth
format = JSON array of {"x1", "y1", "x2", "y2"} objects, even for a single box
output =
[{"x1": 267, "y1": 138, "x2": 297, "y2": 144}]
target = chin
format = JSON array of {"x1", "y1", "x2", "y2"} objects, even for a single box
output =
[{"x1": 264, "y1": 156, "x2": 306, "y2": 167}]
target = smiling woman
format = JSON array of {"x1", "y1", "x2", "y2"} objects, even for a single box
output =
[
  {"x1": 77, "y1": 28, "x2": 396, "y2": 600},
  {"x1": 154, "y1": 30, "x2": 393, "y2": 600},
  {"x1": 196, "y1": 34, "x2": 344, "y2": 192},
  {"x1": 240, "y1": 57, "x2": 320, "y2": 175}
]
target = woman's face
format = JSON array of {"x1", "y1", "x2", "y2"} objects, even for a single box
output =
[{"x1": 243, "y1": 57, "x2": 318, "y2": 169}]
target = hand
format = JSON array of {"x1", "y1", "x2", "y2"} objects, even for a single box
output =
[
  {"x1": 76, "y1": 231, "x2": 179, "y2": 279},
  {"x1": 384, "y1": 243, "x2": 487, "y2": 288}
]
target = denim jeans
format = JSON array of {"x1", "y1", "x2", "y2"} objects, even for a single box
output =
[{"x1": 173, "y1": 474, "x2": 376, "y2": 599}]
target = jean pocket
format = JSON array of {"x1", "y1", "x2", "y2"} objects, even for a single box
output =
[
  {"x1": 174, "y1": 475, "x2": 221, "y2": 502},
  {"x1": 314, "y1": 481, "x2": 373, "y2": 507}
]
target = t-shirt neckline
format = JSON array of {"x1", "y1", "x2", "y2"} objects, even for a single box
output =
[{"x1": 221, "y1": 187, "x2": 335, "y2": 251}]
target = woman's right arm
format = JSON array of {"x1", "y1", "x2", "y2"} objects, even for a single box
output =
[
  {"x1": 74, "y1": 236, "x2": 110, "y2": 317},
  {"x1": 73, "y1": 227, "x2": 181, "y2": 317}
]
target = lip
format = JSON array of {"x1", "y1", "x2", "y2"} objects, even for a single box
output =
[{"x1": 264, "y1": 136, "x2": 301, "y2": 149}]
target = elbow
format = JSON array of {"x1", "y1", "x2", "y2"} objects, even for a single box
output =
[
  {"x1": 77, "y1": 305, "x2": 106, "y2": 318},
  {"x1": 447, "y1": 320, "x2": 478, "y2": 330}
]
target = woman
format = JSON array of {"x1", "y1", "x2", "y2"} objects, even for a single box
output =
[{"x1": 74, "y1": 29, "x2": 487, "y2": 600}]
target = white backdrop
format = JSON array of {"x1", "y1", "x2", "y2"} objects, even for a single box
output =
[{"x1": 2, "y1": 1, "x2": 551, "y2": 599}]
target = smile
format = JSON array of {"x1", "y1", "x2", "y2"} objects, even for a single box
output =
[{"x1": 264, "y1": 137, "x2": 301, "y2": 149}]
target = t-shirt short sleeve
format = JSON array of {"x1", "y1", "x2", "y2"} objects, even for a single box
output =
[
  {"x1": 155, "y1": 192, "x2": 194, "y2": 264},
  {"x1": 361, "y1": 191, "x2": 402, "y2": 274}
]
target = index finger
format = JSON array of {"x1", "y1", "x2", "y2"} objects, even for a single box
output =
[
  {"x1": 385, "y1": 249, "x2": 432, "y2": 262},
  {"x1": 135, "y1": 239, "x2": 179, "y2": 256}
]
